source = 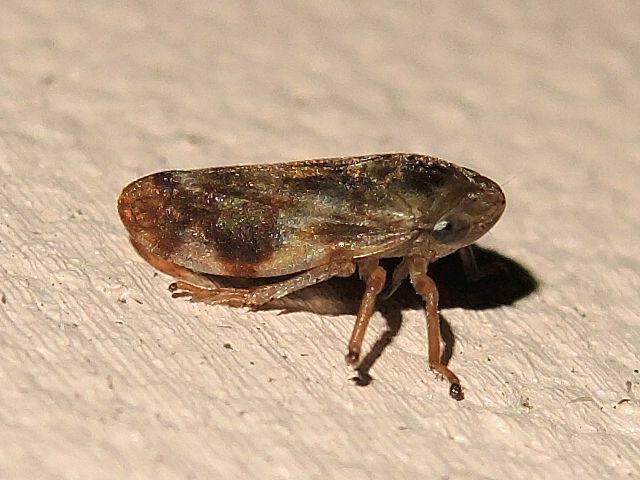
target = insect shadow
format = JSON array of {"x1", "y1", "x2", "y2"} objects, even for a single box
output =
[{"x1": 212, "y1": 245, "x2": 538, "y2": 385}]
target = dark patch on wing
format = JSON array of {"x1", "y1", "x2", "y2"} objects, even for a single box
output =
[
  {"x1": 209, "y1": 198, "x2": 278, "y2": 266},
  {"x1": 151, "y1": 171, "x2": 180, "y2": 190},
  {"x1": 183, "y1": 169, "x2": 260, "y2": 200},
  {"x1": 351, "y1": 159, "x2": 397, "y2": 183},
  {"x1": 285, "y1": 171, "x2": 366, "y2": 196},
  {"x1": 281, "y1": 164, "x2": 386, "y2": 211},
  {"x1": 180, "y1": 170, "x2": 282, "y2": 268},
  {"x1": 399, "y1": 156, "x2": 453, "y2": 195}
]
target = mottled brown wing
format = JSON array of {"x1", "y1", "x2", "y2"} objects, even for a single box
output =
[{"x1": 118, "y1": 155, "x2": 424, "y2": 277}]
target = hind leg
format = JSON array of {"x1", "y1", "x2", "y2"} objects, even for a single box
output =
[{"x1": 170, "y1": 260, "x2": 356, "y2": 308}]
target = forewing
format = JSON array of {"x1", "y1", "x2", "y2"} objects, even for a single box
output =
[{"x1": 118, "y1": 155, "x2": 420, "y2": 277}]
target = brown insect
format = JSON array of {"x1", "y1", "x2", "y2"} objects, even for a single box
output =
[{"x1": 118, "y1": 153, "x2": 505, "y2": 400}]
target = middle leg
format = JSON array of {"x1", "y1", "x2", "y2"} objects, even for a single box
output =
[{"x1": 345, "y1": 258, "x2": 387, "y2": 364}]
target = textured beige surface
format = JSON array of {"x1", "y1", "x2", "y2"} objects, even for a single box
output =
[{"x1": 1, "y1": 1, "x2": 639, "y2": 479}]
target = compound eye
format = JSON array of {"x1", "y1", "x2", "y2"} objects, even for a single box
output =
[{"x1": 431, "y1": 213, "x2": 471, "y2": 244}]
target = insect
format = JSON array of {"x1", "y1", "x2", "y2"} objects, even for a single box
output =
[{"x1": 118, "y1": 153, "x2": 505, "y2": 400}]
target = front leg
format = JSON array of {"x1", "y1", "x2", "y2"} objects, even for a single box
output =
[
  {"x1": 408, "y1": 255, "x2": 464, "y2": 401},
  {"x1": 458, "y1": 245, "x2": 504, "y2": 282}
]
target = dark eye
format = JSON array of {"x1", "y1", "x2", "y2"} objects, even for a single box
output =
[{"x1": 431, "y1": 214, "x2": 471, "y2": 244}]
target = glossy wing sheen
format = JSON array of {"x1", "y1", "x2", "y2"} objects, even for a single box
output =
[{"x1": 118, "y1": 154, "x2": 455, "y2": 277}]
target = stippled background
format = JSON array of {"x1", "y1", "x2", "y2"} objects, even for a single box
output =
[{"x1": 1, "y1": 1, "x2": 638, "y2": 478}]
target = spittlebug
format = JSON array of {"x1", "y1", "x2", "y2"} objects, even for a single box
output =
[{"x1": 118, "y1": 153, "x2": 505, "y2": 400}]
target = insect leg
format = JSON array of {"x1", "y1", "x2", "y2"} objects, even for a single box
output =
[
  {"x1": 458, "y1": 245, "x2": 481, "y2": 281},
  {"x1": 458, "y1": 245, "x2": 505, "y2": 282},
  {"x1": 345, "y1": 258, "x2": 387, "y2": 365},
  {"x1": 240, "y1": 260, "x2": 355, "y2": 307},
  {"x1": 169, "y1": 281, "x2": 251, "y2": 306},
  {"x1": 171, "y1": 260, "x2": 356, "y2": 308},
  {"x1": 408, "y1": 255, "x2": 464, "y2": 401},
  {"x1": 380, "y1": 257, "x2": 409, "y2": 300}
]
